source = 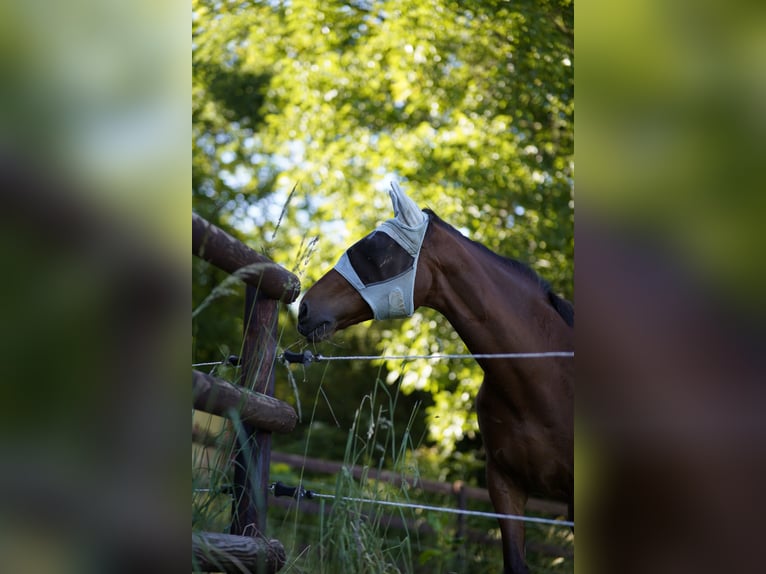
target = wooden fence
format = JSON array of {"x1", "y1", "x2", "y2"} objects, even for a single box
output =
[{"x1": 192, "y1": 212, "x2": 300, "y2": 573}]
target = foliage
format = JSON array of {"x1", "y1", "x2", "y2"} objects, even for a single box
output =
[{"x1": 192, "y1": 0, "x2": 573, "y2": 473}]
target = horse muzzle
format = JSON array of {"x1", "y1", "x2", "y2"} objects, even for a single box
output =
[{"x1": 297, "y1": 300, "x2": 336, "y2": 342}]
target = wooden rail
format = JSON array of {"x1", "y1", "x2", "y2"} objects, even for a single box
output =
[
  {"x1": 192, "y1": 370, "x2": 297, "y2": 434},
  {"x1": 192, "y1": 212, "x2": 300, "y2": 303},
  {"x1": 193, "y1": 531, "x2": 286, "y2": 574}
]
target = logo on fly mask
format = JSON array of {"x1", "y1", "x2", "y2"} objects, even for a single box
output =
[{"x1": 334, "y1": 213, "x2": 429, "y2": 320}]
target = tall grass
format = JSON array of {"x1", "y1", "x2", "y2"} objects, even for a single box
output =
[{"x1": 271, "y1": 374, "x2": 420, "y2": 574}]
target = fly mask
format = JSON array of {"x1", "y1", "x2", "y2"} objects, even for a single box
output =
[{"x1": 333, "y1": 182, "x2": 429, "y2": 320}]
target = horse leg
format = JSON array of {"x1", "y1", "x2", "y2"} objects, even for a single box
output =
[{"x1": 486, "y1": 461, "x2": 529, "y2": 574}]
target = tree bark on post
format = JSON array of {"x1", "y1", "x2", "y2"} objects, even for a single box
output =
[
  {"x1": 192, "y1": 370, "x2": 296, "y2": 433},
  {"x1": 192, "y1": 212, "x2": 300, "y2": 303},
  {"x1": 193, "y1": 531, "x2": 286, "y2": 573},
  {"x1": 230, "y1": 285, "x2": 279, "y2": 538}
]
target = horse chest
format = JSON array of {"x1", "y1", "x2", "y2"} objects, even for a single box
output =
[
  {"x1": 476, "y1": 379, "x2": 570, "y2": 496},
  {"x1": 476, "y1": 382, "x2": 529, "y2": 461}
]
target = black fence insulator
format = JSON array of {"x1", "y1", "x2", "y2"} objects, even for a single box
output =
[
  {"x1": 270, "y1": 481, "x2": 315, "y2": 500},
  {"x1": 279, "y1": 350, "x2": 315, "y2": 365},
  {"x1": 226, "y1": 354, "x2": 241, "y2": 366}
]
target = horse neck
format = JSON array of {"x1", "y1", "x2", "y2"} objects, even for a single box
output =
[{"x1": 418, "y1": 220, "x2": 570, "y2": 373}]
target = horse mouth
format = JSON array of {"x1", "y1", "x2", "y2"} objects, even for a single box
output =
[{"x1": 298, "y1": 320, "x2": 336, "y2": 343}]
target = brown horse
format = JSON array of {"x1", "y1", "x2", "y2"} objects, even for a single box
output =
[{"x1": 297, "y1": 184, "x2": 573, "y2": 574}]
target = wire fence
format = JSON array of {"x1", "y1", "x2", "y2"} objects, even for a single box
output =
[{"x1": 268, "y1": 481, "x2": 574, "y2": 527}]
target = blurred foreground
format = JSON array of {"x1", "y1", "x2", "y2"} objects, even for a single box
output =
[{"x1": 578, "y1": 0, "x2": 766, "y2": 572}]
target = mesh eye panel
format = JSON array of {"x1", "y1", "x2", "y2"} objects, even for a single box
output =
[{"x1": 346, "y1": 231, "x2": 414, "y2": 286}]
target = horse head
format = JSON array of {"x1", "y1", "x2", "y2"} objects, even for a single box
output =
[{"x1": 298, "y1": 182, "x2": 431, "y2": 342}]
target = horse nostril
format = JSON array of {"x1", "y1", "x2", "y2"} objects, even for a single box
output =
[{"x1": 298, "y1": 300, "x2": 309, "y2": 323}]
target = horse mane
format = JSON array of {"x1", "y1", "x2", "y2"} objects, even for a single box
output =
[{"x1": 423, "y1": 209, "x2": 574, "y2": 328}]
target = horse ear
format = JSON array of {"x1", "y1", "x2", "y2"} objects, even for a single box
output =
[{"x1": 389, "y1": 181, "x2": 425, "y2": 227}]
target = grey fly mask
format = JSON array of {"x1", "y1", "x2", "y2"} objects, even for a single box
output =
[{"x1": 334, "y1": 182, "x2": 429, "y2": 320}]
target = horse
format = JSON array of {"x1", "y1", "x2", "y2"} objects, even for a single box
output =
[{"x1": 297, "y1": 182, "x2": 574, "y2": 574}]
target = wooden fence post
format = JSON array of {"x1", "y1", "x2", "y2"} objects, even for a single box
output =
[
  {"x1": 193, "y1": 213, "x2": 300, "y2": 571},
  {"x1": 230, "y1": 285, "x2": 279, "y2": 537}
]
